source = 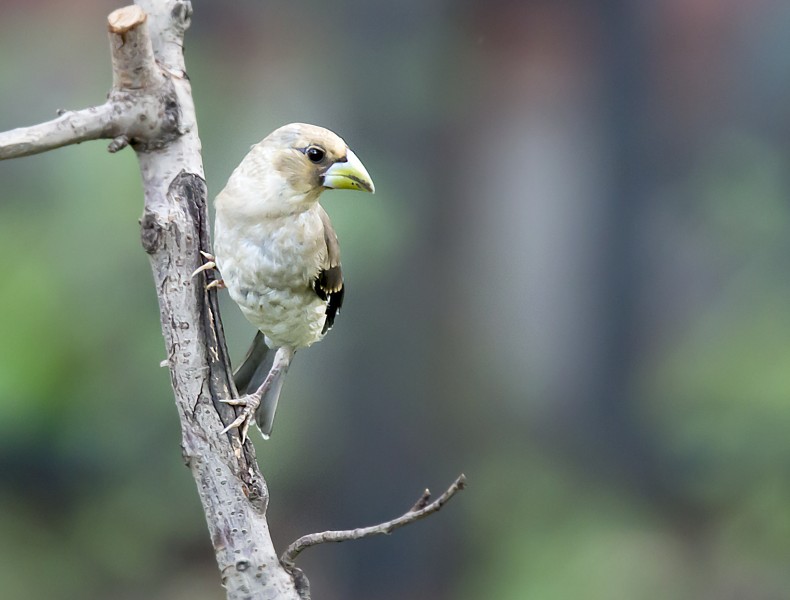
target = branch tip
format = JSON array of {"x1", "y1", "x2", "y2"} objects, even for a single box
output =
[
  {"x1": 410, "y1": 489, "x2": 432, "y2": 512},
  {"x1": 108, "y1": 135, "x2": 130, "y2": 153},
  {"x1": 108, "y1": 5, "x2": 147, "y2": 34}
]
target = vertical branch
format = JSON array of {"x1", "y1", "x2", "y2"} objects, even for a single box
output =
[{"x1": 129, "y1": 1, "x2": 302, "y2": 598}]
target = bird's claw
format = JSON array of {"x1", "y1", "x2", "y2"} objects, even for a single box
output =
[
  {"x1": 191, "y1": 251, "x2": 216, "y2": 278},
  {"x1": 191, "y1": 260, "x2": 216, "y2": 278},
  {"x1": 220, "y1": 394, "x2": 261, "y2": 443},
  {"x1": 192, "y1": 250, "x2": 225, "y2": 289}
]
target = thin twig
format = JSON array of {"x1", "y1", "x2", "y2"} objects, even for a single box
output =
[{"x1": 280, "y1": 474, "x2": 467, "y2": 568}]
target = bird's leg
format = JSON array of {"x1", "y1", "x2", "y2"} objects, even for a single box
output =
[
  {"x1": 220, "y1": 347, "x2": 294, "y2": 443},
  {"x1": 192, "y1": 250, "x2": 225, "y2": 289}
]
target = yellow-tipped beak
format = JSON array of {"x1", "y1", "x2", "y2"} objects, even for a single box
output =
[{"x1": 323, "y1": 149, "x2": 375, "y2": 193}]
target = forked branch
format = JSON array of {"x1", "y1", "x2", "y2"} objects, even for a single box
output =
[
  {"x1": 0, "y1": 5, "x2": 176, "y2": 161},
  {"x1": 281, "y1": 474, "x2": 467, "y2": 568}
]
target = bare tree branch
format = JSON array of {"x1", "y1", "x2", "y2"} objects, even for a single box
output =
[
  {"x1": 0, "y1": 6, "x2": 174, "y2": 160},
  {"x1": 280, "y1": 474, "x2": 467, "y2": 569},
  {"x1": 108, "y1": 5, "x2": 162, "y2": 89},
  {"x1": 126, "y1": 2, "x2": 302, "y2": 597},
  {"x1": 0, "y1": 104, "x2": 115, "y2": 159}
]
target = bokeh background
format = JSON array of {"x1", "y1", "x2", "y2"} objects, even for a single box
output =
[{"x1": 2, "y1": 0, "x2": 790, "y2": 598}]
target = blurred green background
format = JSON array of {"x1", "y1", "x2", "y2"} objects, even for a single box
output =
[{"x1": 2, "y1": 0, "x2": 790, "y2": 598}]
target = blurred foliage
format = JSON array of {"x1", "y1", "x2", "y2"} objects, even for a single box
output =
[{"x1": 2, "y1": 1, "x2": 790, "y2": 599}]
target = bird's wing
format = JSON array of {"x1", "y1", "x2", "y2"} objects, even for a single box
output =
[{"x1": 314, "y1": 206, "x2": 344, "y2": 334}]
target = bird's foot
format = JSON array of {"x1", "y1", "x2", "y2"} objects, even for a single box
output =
[
  {"x1": 191, "y1": 250, "x2": 216, "y2": 277},
  {"x1": 192, "y1": 250, "x2": 225, "y2": 289},
  {"x1": 219, "y1": 393, "x2": 261, "y2": 443}
]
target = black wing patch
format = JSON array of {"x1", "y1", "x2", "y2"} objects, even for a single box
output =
[
  {"x1": 313, "y1": 268, "x2": 344, "y2": 334},
  {"x1": 315, "y1": 206, "x2": 344, "y2": 335}
]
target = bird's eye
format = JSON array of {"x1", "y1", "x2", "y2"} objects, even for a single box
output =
[{"x1": 305, "y1": 146, "x2": 325, "y2": 163}]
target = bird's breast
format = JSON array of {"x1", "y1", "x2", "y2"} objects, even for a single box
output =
[{"x1": 214, "y1": 208, "x2": 328, "y2": 349}]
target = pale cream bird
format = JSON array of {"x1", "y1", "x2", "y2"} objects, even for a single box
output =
[{"x1": 196, "y1": 123, "x2": 375, "y2": 441}]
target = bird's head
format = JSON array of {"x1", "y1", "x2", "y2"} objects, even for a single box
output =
[
  {"x1": 217, "y1": 123, "x2": 375, "y2": 219},
  {"x1": 229, "y1": 122, "x2": 373, "y2": 209},
  {"x1": 268, "y1": 123, "x2": 374, "y2": 194}
]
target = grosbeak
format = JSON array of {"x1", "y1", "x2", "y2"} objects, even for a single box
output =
[{"x1": 198, "y1": 123, "x2": 375, "y2": 441}]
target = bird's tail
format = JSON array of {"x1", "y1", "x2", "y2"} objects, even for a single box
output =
[
  {"x1": 255, "y1": 366, "x2": 288, "y2": 439},
  {"x1": 232, "y1": 332, "x2": 291, "y2": 439},
  {"x1": 233, "y1": 331, "x2": 272, "y2": 395}
]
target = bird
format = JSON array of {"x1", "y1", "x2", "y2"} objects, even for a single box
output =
[{"x1": 195, "y1": 123, "x2": 375, "y2": 442}]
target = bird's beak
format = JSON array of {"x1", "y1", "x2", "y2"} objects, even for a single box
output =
[{"x1": 322, "y1": 149, "x2": 375, "y2": 193}]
